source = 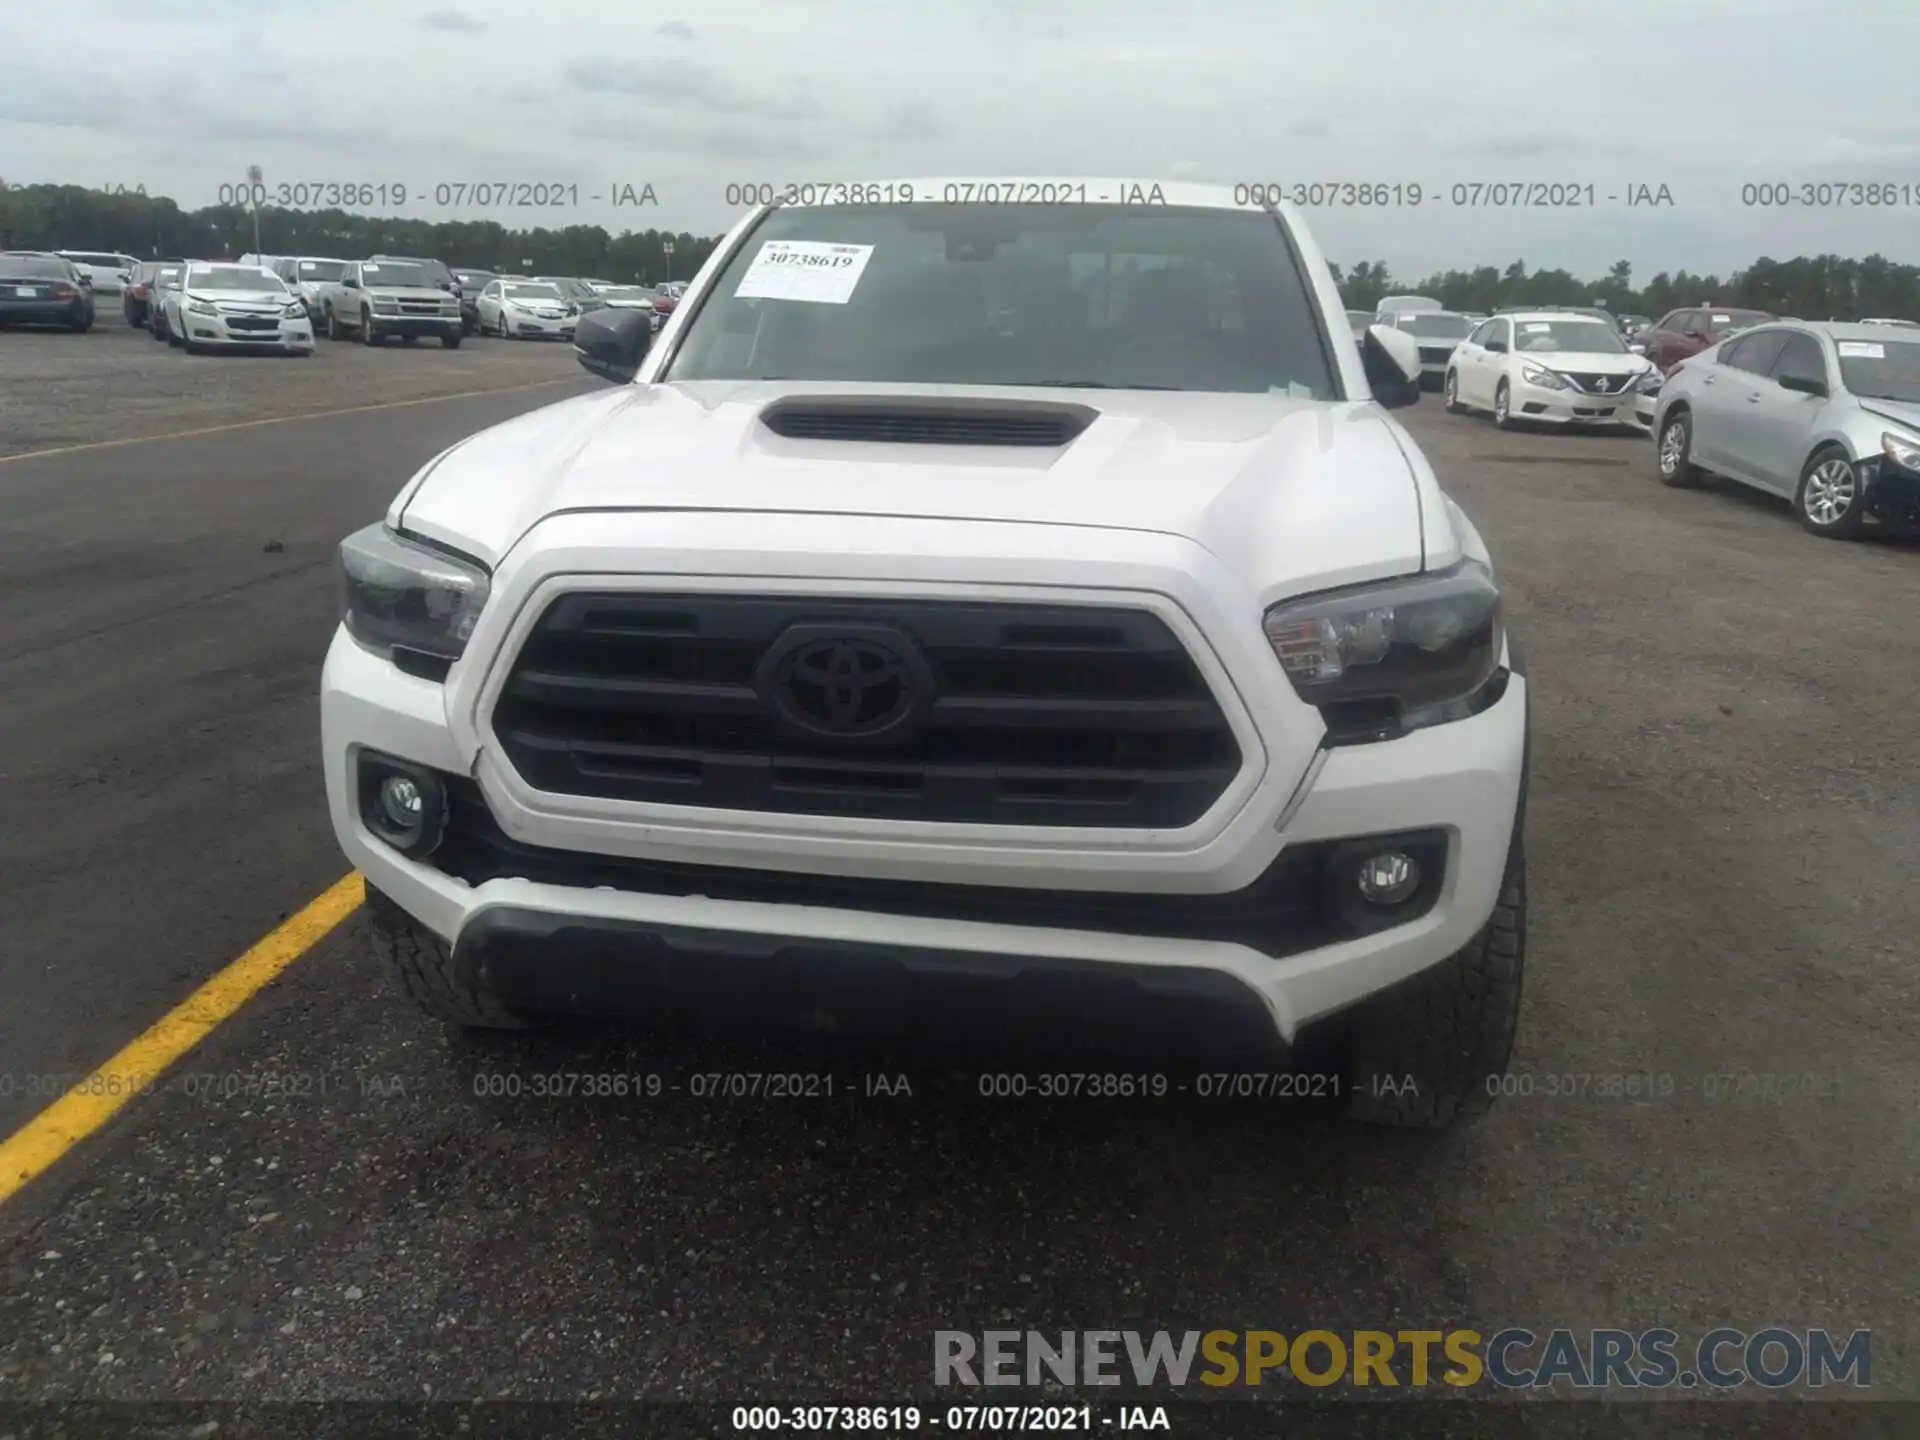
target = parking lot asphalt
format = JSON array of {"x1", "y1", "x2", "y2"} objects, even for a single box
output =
[
  {"x1": 0, "y1": 356, "x2": 1915, "y2": 1414},
  {"x1": 0, "y1": 320, "x2": 582, "y2": 458}
]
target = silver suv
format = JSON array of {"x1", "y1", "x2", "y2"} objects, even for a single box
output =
[
  {"x1": 318, "y1": 258, "x2": 463, "y2": 347},
  {"x1": 1653, "y1": 321, "x2": 1920, "y2": 537}
]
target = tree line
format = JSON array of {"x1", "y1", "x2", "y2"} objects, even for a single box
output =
[
  {"x1": 1334, "y1": 255, "x2": 1918, "y2": 323},
  {"x1": 4, "y1": 181, "x2": 1914, "y2": 319},
  {"x1": 0, "y1": 182, "x2": 718, "y2": 285}
]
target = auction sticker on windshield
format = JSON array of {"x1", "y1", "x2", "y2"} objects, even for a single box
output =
[
  {"x1": 1837, "y1": 341, "x2": 1885, "y2": 358},
  {"x1": 735, "y1": 241, "x2": 875, "y2": 303}
]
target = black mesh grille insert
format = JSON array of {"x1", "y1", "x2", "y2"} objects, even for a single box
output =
[{"x1": 490, "y1": 594, "x2": 1242, "y2": 827}]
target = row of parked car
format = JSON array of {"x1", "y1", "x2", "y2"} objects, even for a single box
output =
[
  {"x1": 1346, "y1": 296, "x2": 1920, "y2": 539},
  {"x1": 4, "y1": 246, "x2": 686, "y2": 356}
]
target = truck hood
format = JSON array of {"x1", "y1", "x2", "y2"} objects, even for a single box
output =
[{"x1": 396, "y1": 381, "x2": 1429, "y2": 589}]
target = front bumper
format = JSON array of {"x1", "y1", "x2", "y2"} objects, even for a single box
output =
[
  {"x1": 181, "y1": 312, "x2": 315, "y2": 348},
  {"x1": 501, "y1": 311, "x2": 576, "y2": 338},
  {"x1": 367, "y1": 312, "x2": 463, "y2": 337},
  {"x1": 1509, "y1": 375, "x2": 1638, "y2": 424},
  {"x1": 324, "y1": 559, "x2": 1527, "y2": 1049}
]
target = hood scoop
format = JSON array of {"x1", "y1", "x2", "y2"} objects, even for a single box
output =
[{"x1": 757, "y1": 395, "x2": 1098, "y2": 447}]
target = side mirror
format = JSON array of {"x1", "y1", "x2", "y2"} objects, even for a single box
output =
[
  {"x1": 1484, "y1": 338, "x2": 1509, "y2": 354},
  {"x1": 1777, "y1": 374, "x2": 1827, "y2": 398},
  {"x1": 341, "y1": 276, "x2": 360, "y2": 289},
  {"x1": 1362, "y1": 325, "x2": 1422, "y2": 409},
  {"x1": 574, "y1": 307, "x2": 654, "y2": 384},
  {"x1": 1684, "y1": 328, "x2": 1705, "y2": 340}
]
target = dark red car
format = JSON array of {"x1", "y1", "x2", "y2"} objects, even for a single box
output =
[{"x1": 1640, "y1": 304, "x2": 1774, "y2": 374}]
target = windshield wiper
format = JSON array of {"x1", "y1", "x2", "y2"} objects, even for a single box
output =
[{"x1": 1013, "y1": 380, "x2": 1183, "y2": 391}]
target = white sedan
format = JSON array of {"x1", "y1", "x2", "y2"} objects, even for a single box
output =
[
  {"x1": 476, "y1": 279, "x2": 578, "y2": 339},
  {"x1": 163, "y1": 263, "x2": 315, "y2": 356},
  {"x1": 1444, "y1": 311, "x2": 1654, "y2": 428}
]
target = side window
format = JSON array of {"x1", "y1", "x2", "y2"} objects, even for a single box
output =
[
  {"x1": 1769, "y1": 333, "x2": 1828, "y2": 387},
  {"x1": 1466, "y1": 320, "x2": 1495, "y2": 347},
  {"x1": 1723, "y1": 331, "x2": 1787, "y2": 374},
  {"x1": 1487, "y1": 320, "x2": 1512, "y2": 351},
  {"x1": 483, "y1": 282, "x2": 499, "y2": 298}
]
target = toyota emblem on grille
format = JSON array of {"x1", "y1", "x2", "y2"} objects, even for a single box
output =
[{"x1": 755, "y1": 624, "x2": 934, "y2": 743}]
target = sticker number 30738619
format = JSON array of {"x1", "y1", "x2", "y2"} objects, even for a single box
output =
[{"x1": 733, "y1": 241, "x2": 876, "y2": 304}]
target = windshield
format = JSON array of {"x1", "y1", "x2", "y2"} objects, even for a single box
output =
[
  {"x1": 361, "y1": 261, "x2": 445, "y2": 288},
  {"x1": 1400, "y1": 313, "x2": 1473, "y2": 338},
  {"x1": 155, "y1": 266, "x2": 183, "y2": 286},
  {"x1": 502, "y1": 283, "x2": 563, "y2": 300},
  {"x1": 189, "y1": 267, "x2": 289, "y2": 293},
  {"x1": 1837, "y1": 338, "x2": 1920, "y2": 403},
  {"x1": 62, "y1": 253, "x2": 127, "y2": 268},
  {"x1": 669, "y1": 203, "x2": 1337, "y2": 396},
  {"x1": 454, "y1": 271, "x2": 496, "y2": 285},
  {"x1": 295, "y1": 260, "x2": 346, "y2": 280},
  {"x1": 1511, "y1": 319, "x2": 1627, "y2": 354},
  {"x1": 1710, "y1": 310, "x2": 1772, "y2": 332},
  {"x1": 600, "y1": 287, "x2": 656, "y2": 303},
  {"x1": 0, "y1": 256, "x2": 71, "y2": 279}
]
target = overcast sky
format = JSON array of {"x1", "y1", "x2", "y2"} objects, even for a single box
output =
[{"x1": 4, "y1": 0, "x2": 1918, "y2": 281}]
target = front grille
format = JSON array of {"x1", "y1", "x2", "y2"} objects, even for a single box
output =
[
  {"x1": 1562, "y1": 371, "x2": 1632, "y2": 394},
  {"x1": 490, "y1": 595, "x2": 1243, "y2": 828},
  {"x1": 223, "y1": 315, "x2": 279, "y2": 331},
  {"x1": 433, "y1": 778, "x2": 1356, "y2": 954},
  {"x1": 1417, "y1": 345, "x2": 1455, "y2": 363},
  {"x1": 398, "y1": 298, "x2": 448, "y2": 313}
]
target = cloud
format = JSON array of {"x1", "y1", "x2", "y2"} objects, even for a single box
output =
[
  {"x1": 563, "y1": 60, "x2": 822, "y2": 122},
  {"x1": 568, "y1": 106, "x2": 826, "y2": 161},
  {"x1": 1286, "y1": 118, "x2": 1331, "y2": 141},
  {"x1": 656, "y1": 20, "x2": 696, "y2": 41},
  {"x1": 872, "y1": 100, "x2": 947, "y2": 145},
  {"x1": 420, "y1": 8, "x2": 488, "y2": 33}
]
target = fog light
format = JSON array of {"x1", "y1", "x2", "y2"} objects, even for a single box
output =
[
  {"x1": 356, "y1": 752, "x2": 447, "y2": 858},
  {"x1": 1355, "y1": 851, "x2": 1420, "y2": 906},
  {"x1": 379, "y1": 774, "x2": 423, "y2": 830}
]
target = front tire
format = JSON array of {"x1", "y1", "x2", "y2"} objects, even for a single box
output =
[
  {"x1": 1656, "y1": 409, "x2": 1703, "y2": 487},
  {"x1": 1343, "y1": 855, "x2": 1526, "y2": 1129},
  {"x1": 1492, "y1": 379, "x2": 1515, "y2": 429},
  {"x1": 1795, "y1": 446, "x2": 1865, "y2": 538},
  {"x1": 367, "y1": 888, "x2": 540, "y2": 1030},
  {"x1": 361, "y1": 309, "x2": 384, "y2": 346},
  {"x1": 326, "y1": 305, "x2": 344, "y2": 341},
  {"x1": 1443, "y1": 369, "x2": 1464, "y2": 414},
  {"x1": 442, "y1": 330, "x2": 462, "y2": 349}
]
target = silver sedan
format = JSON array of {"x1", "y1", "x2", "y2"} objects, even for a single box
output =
[{"x1": 1651, "y1": 321, "x2": 1920, "y2": 537}]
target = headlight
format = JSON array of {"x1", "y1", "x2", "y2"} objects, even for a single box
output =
[
  {"x1": 1519, "y1": 363, "x2": 1568, "y2": 390},
  {"x1": 338, "y1": 524, "x2": 490, "y2": 666},
  {"x1": 1884, "y1": 431, "x2": 1920, "y2": 471},
  {"x1": 1262, "y1": 560, "x2": 1504, "y2": 739},
  {"x1": 1636, "y1": 369, "x2": 1663, "y2": 393},
  {"x1": 187, "y1": 299, "x2": 217, "y2": 315},
  {"x1": 283, "y1": 301, "x2": 306, "y2": 318}
]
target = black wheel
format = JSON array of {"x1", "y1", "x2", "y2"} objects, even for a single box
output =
[
  {"x1": 1443, "y1": 369, "x2": 1465, "y2": 414},
  {"x1": 361, "y1": 309, "x2": 384, "y2": 346},
  {"x1": 1492, "y1": 379, "x2": 1516, "y2": 429},
  {"x1": 366, "y1": 887, "x2": 541, "y2": 1030},
  {"x1": 442, "y1": 330, "x2": 462, "y2": 349},
  {"x1": 1343, "y1": 854, "x2": 1526, "y2": 1129},
  {"x1": 166, "y1": 310, "x2": 183, "y2": 348},
  {"x1": 326, "y1": 305, "x2": 344, "y2": 341},
  {"x1": 70, "y1": 308, "x2": 91, "y2": 332},
  {"x1": 1655, "y1": 408, "x2": 1703, "y2": 487},
  {"x1": 1794, "y1": 446, "x2": 1865, "y2": 538}
]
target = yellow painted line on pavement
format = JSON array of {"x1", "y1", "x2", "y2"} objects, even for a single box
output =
[
  {"x1": 0, "y1": 872, "x2": 364, "y2": 1206},
  {"x1": 0, "y1": 379, "x2": 578, "y2": 466}
]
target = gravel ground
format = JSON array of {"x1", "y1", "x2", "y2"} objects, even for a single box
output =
[
  {"x1": 0, "y1": 379, "x2": 1913, "y2": 1429},
  {"x1": 0, "y1": 320, "x2": 581, "y2": 457}
]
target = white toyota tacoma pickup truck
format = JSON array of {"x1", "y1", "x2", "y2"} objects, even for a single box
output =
[{"x1": 322, "y1": 180, "x2": 1529, "y2": 1128}]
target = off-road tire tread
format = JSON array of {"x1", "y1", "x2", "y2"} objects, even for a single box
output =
[
  {"x1": 367, "y1": 890, "x2": 539, "y2": 1030},
  {"x1": 1344, "y1": 858, "x2": 1525, "y2": 1129}
]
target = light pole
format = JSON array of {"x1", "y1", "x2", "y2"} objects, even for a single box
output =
[
  {"x1": 247, "y1": 164, "x2": 263, "y2": 258},
  {"x1": 663, "y1": 237, "x2": 674, "y2": 285}
]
